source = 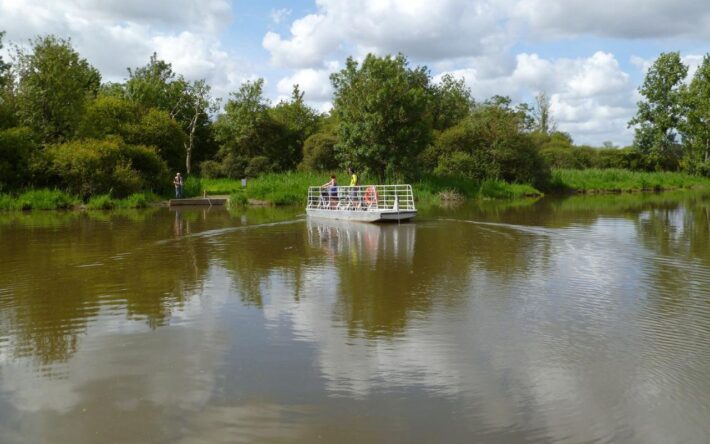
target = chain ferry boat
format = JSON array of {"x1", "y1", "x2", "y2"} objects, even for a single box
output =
[{"x1": 306, "y1": 184, "x2": 417, "y2": 222}]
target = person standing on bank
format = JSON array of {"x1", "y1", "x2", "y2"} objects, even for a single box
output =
[{"x1": 174, "y1": 172, "x2": 184, "y2": 198}]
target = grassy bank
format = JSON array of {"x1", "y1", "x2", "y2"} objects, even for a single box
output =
[
  {"x1": 551, "y1": 169, "x2": 710, "y2": 193},
  {"x1": 85, "y1": 192, "x2": 160, "y2": 210},
  {"x1": 201, "y1": 172, "x2": 542, "y2": 207},
  {"x1": 0, "y1": 190, "x2": 161, "y2": 211},
  {"x1": 0, "y1": 189, "x2": 78, "y2": 211}
]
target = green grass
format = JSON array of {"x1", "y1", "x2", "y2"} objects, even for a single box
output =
[
  {"x1": 86, "y1": 192, "x2": 160, "y2": 210},
  {"x1": 205, "y1": 172, "x2": 542, "y2": 207},
  {"x1": 205, "y1": 172, "x2": 343, "y2": 206},
  {"x1": 0, "y1": 189, "x2": 77, "y2": 211},
  {"x1": 551, "y1": 168, "x2": 710, "y2": 193},
  {"x1": 414, "y1": 175, "x2": 541, "y2": 204},
  {"x1": 182, "y1": 176, "x2": 203, "y2": 198}
]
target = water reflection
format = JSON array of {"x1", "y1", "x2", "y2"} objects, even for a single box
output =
[{"x1": 1, "y1": 193, "x2": 710, "y2": 443}]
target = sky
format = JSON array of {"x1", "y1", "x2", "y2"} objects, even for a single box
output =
[{"x1": 0, "y1": 0, "x2": 708, "y2": 145}]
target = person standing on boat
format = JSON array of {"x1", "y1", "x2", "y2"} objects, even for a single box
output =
[
  {"x1": 321, "y1": 174, "x2": 337, "y2": 208},
  {"x1": 348, "y1": 168, "x2": 360, "y2": 207},
  {"x1": 173, "y1": 172, "x2": 184, "y2": 199}
]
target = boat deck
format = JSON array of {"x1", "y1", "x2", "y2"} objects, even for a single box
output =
[{"x1": 306, "y1": 184, "x2": 416, "y2": 222}]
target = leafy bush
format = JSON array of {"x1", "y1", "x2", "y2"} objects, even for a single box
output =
[
  {"x1": 125, "y1": 108, "x2": 186, "y2": 172},
  {"x1": 300, "y1": 132, "x2": 339, "y2": 171},
  {"x1": 46, "y1": 138, "x2": 169, "y2": 198},
  {"x1": 76, "y1": 95, "x2": 139, "y2": 139},
  {"x1": 0, "y1": 127, "x2": 37, "y2": 191},
  {"x1": 434, "y1": 151, "x2": 484, "y2": 179},
  {"x1": 540, "y1": 146, "x2": 576, "y2": 169},
  {"x1": 199, "y1": 160, "x2": 224, "y2": 178},
  {"x1": 245, "y1": 155, "x2": 272, "y2": 177},
  {"x1": 686, "y1": 160, "x2": 710, "y2": 177},
  {"x1": 429, "y1": 108, "x2": 550, "y2": 188},
  {"x1": 220, "y1": 153, "x2": 248, "y2": 179}
]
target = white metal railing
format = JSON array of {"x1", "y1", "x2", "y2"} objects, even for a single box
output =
[{"x1": 307, "y1": 184, "x2": 416, "y2": 212}]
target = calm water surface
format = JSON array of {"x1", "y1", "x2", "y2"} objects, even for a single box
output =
[{"x1": 1, "y1": 192, "x2": 710, "y2": 443}]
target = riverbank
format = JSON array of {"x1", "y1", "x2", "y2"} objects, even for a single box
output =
[
  {"x1": 0, "y1": 190, "x2": 161, "y2": 211},
  {"x1": 4, "y1": 169, "x2": 710, "y2": 211},
  {"x1": 550, "y1": 168, "x2": 710, "y2": 193},
  {"x1": 201, "y1": 172, "x2": 543, "y2": 207}
]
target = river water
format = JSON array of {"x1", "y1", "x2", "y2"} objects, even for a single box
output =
[{"x1": 1, "y1": 192, "x2": 709, "y2": 443}]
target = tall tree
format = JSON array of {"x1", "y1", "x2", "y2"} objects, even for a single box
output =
[
  {"x1": 681, "y1": 54, "x2": 710, "y2": 169},
  {"x1": 126, "y1": 53, "x2": 184, "y2": 114},
  {"x1": 533, "y1": 91, "x2": 556, "y2": 135},
  {"x1": 331, "y1": 54, "x2": 432, "y2": 179},
  {"x1": 126, "y1": 54, "x2": 217, "y2": 174},
  {"x1": 179, "y1": 79, "x2": 218, "y2": 174},
  {"x1": 628, "y1": 52, "x2": 688, "y2": 169},
  {"x1": 269, "y1": 84, "x2": 320, "y2": 169},
  {"x1": 0, "y1": 31, "x2": 17, "y2": 129},
  {"x1": 15, "y1": 36, "x2": 100, "y2": 142},
  {"x1": 0, "y1": 31, "x2": 10, "y2": 87},
  {"x1": 214, "y1": 78, "x2": 288, "y2": 177},
  {"x1": 430, "y1": 74, "x2": 473, "y2": 131}
]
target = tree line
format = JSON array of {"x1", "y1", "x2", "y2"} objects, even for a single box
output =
[{"x1": 0, "y1": 31, "x2": 708, "y2": 197}]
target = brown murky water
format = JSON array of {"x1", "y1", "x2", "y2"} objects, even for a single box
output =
[{"x1": 1, "y1": 192, "x2": 710, "y2": 443}]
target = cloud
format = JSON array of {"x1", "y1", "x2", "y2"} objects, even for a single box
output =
[
  {"x1": 270, "y1": 8, "x2": 292, "y2": 25},
  {"x1": 276, "y1": 62, "x2": 338, "y2": 108},
  {"x1": 262, "y1": 0, "x2": 509, "y2": 68},
  {"x1": 513, "y1": 0, "x2": 710, "y2": 39}
]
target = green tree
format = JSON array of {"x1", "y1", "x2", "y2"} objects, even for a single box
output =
[
  {"x1": 76, "y1": 95, "x2": 140, "y2": 139},
  {"x1": 214, "y1": 78, "x2": 296, "y2": 177},
  {"x1": 269, "y1": 84, "x2": 321, "y2": 169},
  {"x1": 681, "y1": 54, "x2": 710, "y2": 174},
  {"x1": 126, "y1": 108, "x2": 186, "y2": 173},
  {"x1": 179, "y1": 79, "x2": 218, "y2": 174},
  {"x1": 300, "y1": 131, "x2": 339, "y2": 171},
  {"x1": 0, "y1": 31, "x2": 9, "y2": 83},
  {"x1": 15, "y1": 36, "x2": 100, "y2": 142},
  {"x1": 126, "y1": 53, "x2": 184, "y2": 113},
  {"x1": 46, "y1": 137, "x2": 168, "y2": 197},
  {"x1": 77, "y1": 96, "x2": 185, "y2": 172},
  {"x1": 0, "y1": 31, "x2": 17, "y2": 130},
  {"x1": 430, "y1": 73, "x2": 473, "y2": 131},
  {"x1": 430, "y1": 98, "x2": 550, "y2": 187},
  {"x1": 532, "y1": 91, "x2": 556, "y2": 135},
  {"x1": 330, "y1": 54, "x2": 432, "y2": 179},
  {"x1": 629, "y1": 52, "x2": 687, "y2": 169},
  {"x1": 0, "y1": 127, "x2": 37, "y2": 191},
  {"x1": 126, "y1": 54, "x2": 217, "y2": 174}
]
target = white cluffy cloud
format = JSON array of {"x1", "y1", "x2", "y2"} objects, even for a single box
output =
[
  {"x1": 276, "y1": 61, "x2": 339, "y2": 111},
  {"x1": 513, "y1": 0, "x2": 710, "y2": 39},
  {"x1": 263, "y1": 0, "x2": 508, "y2": 68},
  {"x1": 270, "y1": 8, "x2": 292, "y2": 25}
]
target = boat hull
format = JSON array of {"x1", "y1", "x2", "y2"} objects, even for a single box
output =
[{"x1": 306, "y1": 208, "x2": 416, "y2": 222}]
